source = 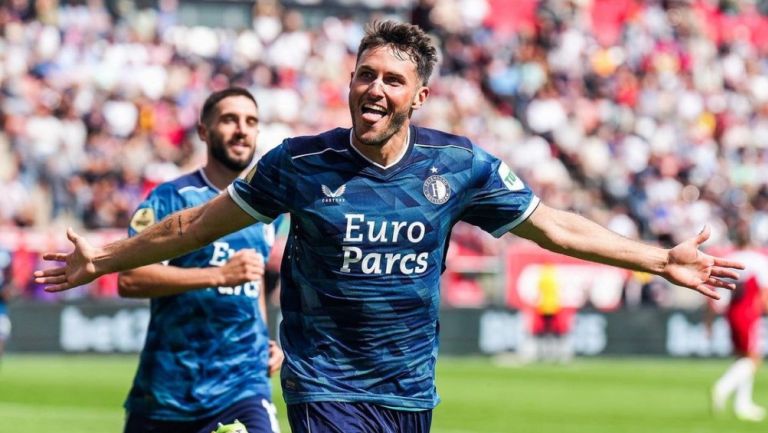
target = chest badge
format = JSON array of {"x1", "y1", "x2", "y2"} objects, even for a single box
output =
[{"x1": 423, "y1": 169, "x2": 451, "y2": 205}]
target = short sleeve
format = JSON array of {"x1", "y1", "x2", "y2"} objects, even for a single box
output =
[
  {"x1": 227, "y1": 142, "x2": 292, "y2": 224},
  {"x1": 460, "y1": 147, "x2": 539, "y2": 238}
]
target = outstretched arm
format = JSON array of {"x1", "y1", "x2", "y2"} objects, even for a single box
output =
[
  {"x1": 511, "y1": 204, "x2": 743, "y2": 299},
  {"x1": 34, "y1": 192, "x2": 256, "y2": 292}
]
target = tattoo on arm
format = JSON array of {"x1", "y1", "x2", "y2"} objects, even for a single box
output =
[
  {"x1": 164, "y1": 218, "x2": 173, "y2": 232},
  {"x1": 177, "y1": 215, "x2": 183, "y2": 236}
]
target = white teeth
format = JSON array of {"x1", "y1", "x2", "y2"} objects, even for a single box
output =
[{"x1": 362, "y1": 104, "x2": 386, "y2": 114}]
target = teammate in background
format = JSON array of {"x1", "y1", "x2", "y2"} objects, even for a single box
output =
[
  {"x1": 36, "y1": 22, "x2": 743, "y2": 433},
  {"x1": 118, "y1": 88, "x2": 283, "y2": 433},
  {"x1": 710, "y1": 220, "x2": 768, "y2": 422},
  {"x1": 0, "y1": 247, "x2": 17, "y2": 365}
]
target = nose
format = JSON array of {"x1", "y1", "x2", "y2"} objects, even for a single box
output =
[
  {"x1": 235, "y1": 120, "x2": 248, "y2": 135},
  {"x1": 367, "y1": 79, "x2": 384, "y2": 98}
]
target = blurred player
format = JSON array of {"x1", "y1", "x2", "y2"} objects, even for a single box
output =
[
  {"x1": 118, "y1": 88, "x2": 283, "y2": 433},
  {"x1": 0, "y1": 247, "x2": 17, "y2": 365},
  {"x1": 710, "y1": 221, "x2": 768, "y2": 422},
  {"x1": 531, "y1": 264, "x2": 573, "y2": 363},
  {"x1": 36, "y1": 22, "x2": 743, "y2": 433}
]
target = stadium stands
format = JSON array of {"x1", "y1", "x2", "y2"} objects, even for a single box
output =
[{"x1": 2, "y1": 0, "x2": 768, "y2": 306}]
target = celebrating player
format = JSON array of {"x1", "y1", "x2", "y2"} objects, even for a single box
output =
[
  {"x1": 36, "y1": 22, "x2": 743, "y2": 433},
  {"x1": 119, "y1": 88, "x2": 282, "y2": 433}
]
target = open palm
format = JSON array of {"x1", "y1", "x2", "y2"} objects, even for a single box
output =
[
  {"x1": 33, "y1": 228, "x2": 101, "y2": 292},
  {"x1": 663, "y1": 226, "x2": 743, "y2": 299}
]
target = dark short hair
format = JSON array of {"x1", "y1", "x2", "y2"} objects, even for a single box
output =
[
  {"x1": 199, "y1": 87, "x2": 258, "y2": 125},
  {"x1": 356, "y1": 21, "x2": 438, "y2": 86}
]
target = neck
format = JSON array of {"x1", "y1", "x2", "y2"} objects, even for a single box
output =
[
  {"x1": 202, "y1": 161, "x2": 242, "y2": 190},
  {"x1": 350, "y1": 127, "x2": 410, "y2": 168}
]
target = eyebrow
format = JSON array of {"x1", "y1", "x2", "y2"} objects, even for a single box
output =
[
  {"x1": 220, "y1": 112, "x2": 259, "y2": 121},
  {"x1": 356, "y1": 65, "x2": 408, "y2": 81},
  {"x1": 356, "y1": 65, "x2": 375, "y2": 73}
]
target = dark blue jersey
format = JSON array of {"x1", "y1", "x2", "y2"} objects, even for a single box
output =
[
  {"x1": 125, "y1": 169, "x2": 275, "y2": 421},
  {"x1": 228, "y1": 126, "x2": 538, "y2": 409}
]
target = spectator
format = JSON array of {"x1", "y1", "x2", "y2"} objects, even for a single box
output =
[{"x1": 3, "y1": 0, "x2": 768, "y2": 307}]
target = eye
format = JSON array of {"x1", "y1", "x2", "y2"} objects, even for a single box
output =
[{"x1": 385, "y1": 77, "x2": 404, "y2": 86}]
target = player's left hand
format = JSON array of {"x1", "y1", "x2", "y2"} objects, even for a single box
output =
[
  {"x1": 267, "y1": 340, "x2": 284, "y2": 376},
  {"x1": 663, "y1": 226, "x2": 744, "y2": 299}
]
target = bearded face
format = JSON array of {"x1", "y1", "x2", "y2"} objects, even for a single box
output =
[
  {"x1": 208, "y1": 126, "x2": 255, "y2": 171},
  {"x1": 203, "y1": 95, "x2": 259, "y2": 172}
]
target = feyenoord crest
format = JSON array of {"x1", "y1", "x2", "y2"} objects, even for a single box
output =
[{"x1": 423, "y1": 175, "x2": 451, "y2": 204}]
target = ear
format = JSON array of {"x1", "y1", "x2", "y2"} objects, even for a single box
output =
[
  {"x1": 196, "y1": 122, "x2": 207, "y2": 142},
  {"x1": 411, "y1": 86, "x2": 430, "y2": 110},
  {"x1": 349, "y1": 71, "x2": 355, "y2": 87}
]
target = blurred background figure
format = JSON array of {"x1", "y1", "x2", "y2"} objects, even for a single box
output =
[
  {"x1": 710, "y1": 218, "x2": 768, "y2": 422},
  {"x1": 0, "y1": 246, "x2": 18, "y2": 366},
  {"x1": 530, "y1": 264, "x2": 573, "y2": 364}
]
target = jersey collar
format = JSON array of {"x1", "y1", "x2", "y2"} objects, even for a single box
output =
[
  {"x1": 346, "y1": 126, "x2": 415, "y2": 178},
  {"x1": 198, "y1": 168, "x2": 221, "y2": 193}
]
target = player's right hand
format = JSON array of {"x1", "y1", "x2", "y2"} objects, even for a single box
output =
[
  {"x1": 218, "y1": 249, "x2": 264, "y2": 286},
  {"x1": 34, "y1": 227, "x2": 101, "y2": 292}
]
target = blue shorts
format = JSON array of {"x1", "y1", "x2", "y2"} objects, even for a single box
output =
[
  {"x1": 124, "y1": 397, "x2": 280, "y2": 433},
  {"x1": 287, "y1": 401, "x2": 432, "y2": 433}
]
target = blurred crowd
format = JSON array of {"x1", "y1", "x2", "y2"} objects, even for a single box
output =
[{"x1": 2, "y1": 0, "x2": 768, "y2": 306}]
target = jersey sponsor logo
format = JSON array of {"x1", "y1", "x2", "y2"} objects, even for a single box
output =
[
  {"x1": 340, "y1": 214, "x2": 429, "y2": 275},
  {"x1": 129, "y1": 208, "x2": 155, "y2": 233},
  {"x1": 498, "y1": 162, "x2": 524, "y2": 191},
  {"x1": 423, "y1": 175, "x2": 451, "y2": 205},
  {"x1": 321, "y1": 184, "x2": 346, "y2": 204},
  {"x1": 216, "y1": 281, "x2": 261, "y2": 298}
]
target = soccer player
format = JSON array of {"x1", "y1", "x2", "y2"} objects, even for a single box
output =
[
  {"x1": 0, "y1": 247, "x2": 16, "y2": 364},
  {"x1": 36, "y1": 22, "x2": 743, "y2": 433},
  {"x1": 530, "y1": 264, "x2": 573, "y2": 363},
  {"x1": 710, "y1": 221, "x2": 768, "y2": 422},
  {"x1": 118, "y1": 88, "x2": 283, "y2": 433}
]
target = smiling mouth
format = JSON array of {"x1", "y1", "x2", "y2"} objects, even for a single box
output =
[
  {"x1": 361, "y1": 104, "x2": 387, "y2": 123},
  {"x1": 229, "y1": 140, "x2": 251, "y2": 151}
]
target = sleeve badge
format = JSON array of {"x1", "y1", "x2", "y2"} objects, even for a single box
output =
[
  {"x1": 129, "y1": 208, "x2": 156, "y2": 233},
  {"x1": 498, "y1": 162, "x2": 525, "y2": 191}
]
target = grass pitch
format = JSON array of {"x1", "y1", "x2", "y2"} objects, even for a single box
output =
[{"x1": 0, "y1": 355, "x2": 765, "y2": 432}]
